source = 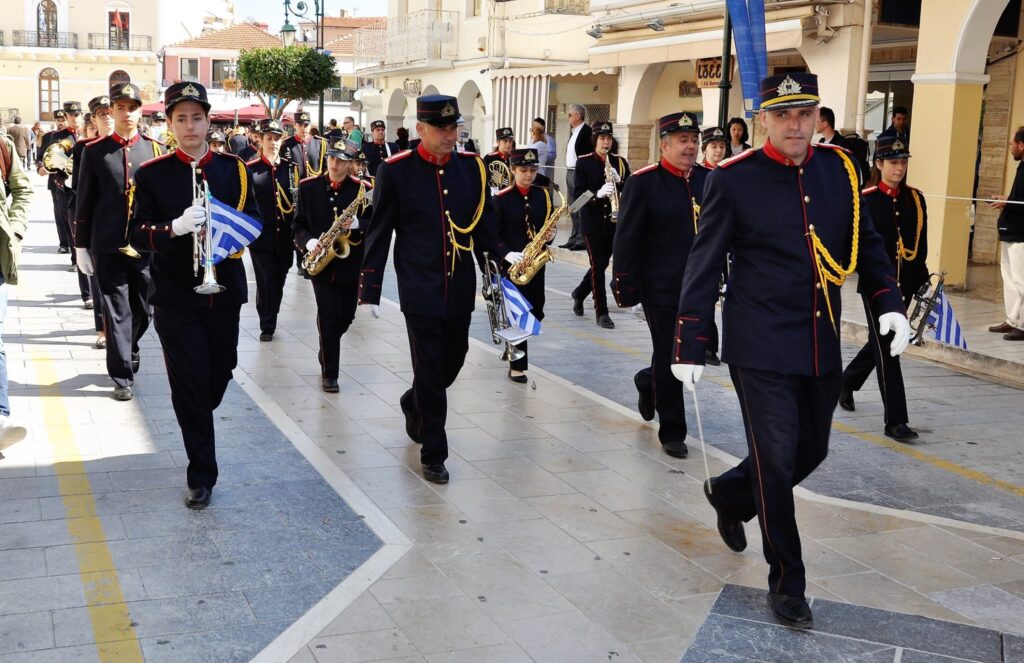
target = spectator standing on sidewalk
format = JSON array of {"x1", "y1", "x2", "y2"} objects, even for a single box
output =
[
  {"x1": 988, "y1": 126, "x2": 1024, "y2": 341},
  {"x1": 6, "y1": 119, "x2": 30, "y2": 170}
]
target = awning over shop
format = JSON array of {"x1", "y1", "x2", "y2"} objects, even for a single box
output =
[
  {"x1": 587, "y1": 18, "x2": 804, "y2": 68},
  {"x1": 490, "y1": 65, "x2": 619, "y2": 79}
]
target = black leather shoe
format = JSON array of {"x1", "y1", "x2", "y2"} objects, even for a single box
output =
[
  {"x1": 131, "y1": 352, "x2": 141, "y2": 374},
  {"x1": 112, "y1": 386, "x2": 134, "y2": 401},
  {"x1": 322, "y1": 378, "x2": 339, "y2": 393},
  {"x1": 704, "y1": 479, "x2": 747, "y2": 552},
  {"x1": 422, "y1": 464, "x2": 449, "y2": 484},
  {"x1": 596, "y1": 314, "x2": 615, "y2": 329},
  {"x1": 508, "y1": 369, "x2": 528, "y2": 384},
  {"x1": 768, "y1": 593, "x2": 814, "y2": 629},
  {"x1": 558, "y1": 242, "x2": 574, "y2": 249},
  {"x1": 837, "y1": 387, "x2": 855, "y2": 412},
  {"x1": 634, "y1": 374, "x2": 654, "y2": 421},
  {"x1": 662, "y1": 440, "x2": 688, "y2": 459},
  {"x1": 569, "y1": 243, "x2": 586, "y2": 252},
  {"x1": 884, "y1": 423, "x2": 919, "y2": 441},
  {"x1": 184, "y1": 487, "x2": 212, "y2": 509},
  {"x1": 259, "y1": 332, "x2": 273, "y2": 342},
  {"x1": 705, "y1": 350, "x2": 721, "y2": 367},
  {"x1": 57, "y1": 246, "x2": 70, "y2": 254},
  {"x1": 400, "y1": 390, "x2": 421, "y2": 444},
  {"x1": 572, "y1": 296, "x2": 584, "y2": 317}
]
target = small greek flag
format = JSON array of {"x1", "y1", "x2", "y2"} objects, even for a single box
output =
[
  {"x1": 208, "y1": 196, "x2": 262, "y2": 265},
  {"x1": 500, "y1": 278, "x2": 542, "y2": 336},
  {"x1": 926, "y1": 290, "x2": 968, "y2": 350}
]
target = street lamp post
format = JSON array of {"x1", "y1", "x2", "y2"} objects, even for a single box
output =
[
  {"x1": 717, "y1": 8, "x2": 733, "y2": 129},
  {"x1": 281, "y1": 0, "x2": 326, "y2": 133}
]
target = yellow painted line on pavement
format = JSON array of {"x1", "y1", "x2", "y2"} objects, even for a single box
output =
[{"x1": 32, "y1": 352, "x2": 144, "y2": 662}]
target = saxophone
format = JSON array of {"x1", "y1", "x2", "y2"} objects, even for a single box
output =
[
  {"x1": 603, "y1": 148, "x2": 620, "y2": 223},
  {"x1": 302, "y1": 180, "x2": 366, "y2": 276},
  {"x1": 508, "y1": 194, "x2": 566, "y2": 286}
]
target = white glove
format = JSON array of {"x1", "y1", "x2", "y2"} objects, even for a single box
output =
[
  {"x1": 609, "y1": 169, "x2": 621, "y2": 183},
  {"x1": 596, "y1": 182, "x2": 616, "y2": 199},
  {"x1": 671, "y1": 364, "x2": 704, "y2": 392},
  {"x1": 360, "y1": 303, "x2": 380, "y2": 319},
  {"x1": 171, "y1": 205, "x2": 206, "y2": 237},
  {"x1": 75, "y1": 249, "x2": 94, "y2": 276},
  {"x1": 349, "y1": 216, "x2": 360, "y2": 230},
  {"x1": 305, "y1": 238, "x2": 319, "y2": 253},
  {"x1": 490, "y1": 186, "x2": 499, "y2": 197},
  {"x1": 879, "y1": 312, "x2": 911, "y2": 357},
  {"x1": 505, "y1": 251, "x2": 525, "y2": 265}
]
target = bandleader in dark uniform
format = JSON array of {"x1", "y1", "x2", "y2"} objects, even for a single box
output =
[
  {"x1": 840, "y1": 135, "x2": 927, "y2": 440},
  {"x1": 247, "y1": 118, "x2": 298, "y2": 341},
  {"x1": 129, "y1": 82, "x2": 262, "y2": 510},
  {"x1": 571, "y1": 121, "x2": 630, "y2": 329},
  {"x1": 75, "y1": 84, "x2": 165, "y2": 401},
  {"x1": 672, "y1": 73, "x2": 911, "y2": 629},
  {"x1": 612, "y1": 112, "x2": 707, "y2": 459},
  {"x1": 362, "y1": 120, "x2": 398, "y2": 177},
  {"x1": 493, "y1": 148, "x2": 552, "y2": 382},
  {"x1": 282, "y1": 111, "x2": 328, "y2": 179},
  {"x1": 293, "y1": 138, "x2": 372, "y2": 393},
  {"x1": 359, "y1": 94, "x2": 500, "y2": 484}
]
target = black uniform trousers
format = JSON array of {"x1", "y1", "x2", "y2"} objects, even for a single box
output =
[
  {"x1": 51, "y1": 187, "x2": 73, "y2": 250},
  {"x1": 154, "y1": 305, "x2": 240, "y2": 490},
  {"x1": 841, "y1": 293, "x2": 913, "y2": 425},
  {"x1": 311, "y1": 279, "x2": 358, "y2": 380},
  {"x1": 93, "y1": 252, "x2": 151, "y2": 388},
  {"x1": 402, "y1": 313, "x2": 471, "y2": 466},
  {"x1": 250, "y1": 249, "x2": 294, "y2": 335},
  {"x1": 636, "y1": 305, "x2": 687, "y2": 444},
  {"x1": 510, "y1": 278, "x2": 544, "y2": 372},
  {"x1": 89, "y1": 273, "x2": 104, "y2": 332},
  {"x1": 573, "y1": 233, "x2": 613, "y2": 316},
  {"x1": 714, "y1": 365, "x2": 841, "y2": 599}
]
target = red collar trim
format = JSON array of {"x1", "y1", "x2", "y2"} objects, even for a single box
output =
[
  {"x1": 762, "y1": 138, "x2": 813, "y2": 167},
  {"x1": 701, "y1": 159, "x2": 717, "y2": 170},
  {"x1": 328, "y1": 177, "x2": 345, "y2": 190},
  {"x1": 660, "y1": 159, "x2": 690, "y2": 179},
  {"x1": 878, "y1": 180, "x2": 900, "y2": 198},
  {"x1": 417, "y1": 143, "x2": 451, "y2": 166},
  {"x1": 112, "y1": 131, "x2": 140, "y2": 147},
  {"x1": 293, "y1": 134, "x2": 307, "y2": 144},
  {"x1": 261, "y1": 155, "x2": 281, "y2": 168},
  {"x1": 516, "y1": 185, "x2": 530, "y2": 196},
  {"x1": 175, "y1": 147, "x2": 214, "y2": 167}
]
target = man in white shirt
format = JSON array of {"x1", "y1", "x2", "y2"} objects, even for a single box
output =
[{"x1": 562, "y1": 104, "x2": 592, "y2": 250}]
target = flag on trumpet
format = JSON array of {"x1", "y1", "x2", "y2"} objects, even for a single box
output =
[
  {"x1": 500, "y1": 278, "x2": 542, "y2": 336},
  {"x1": 208, "y1": 196, "x2": 262, "y2": 265},
  {"x1": 925, "y1": 290, "x2": 968, "y2": 350}
]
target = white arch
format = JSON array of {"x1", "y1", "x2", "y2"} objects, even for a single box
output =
[
  {"x1": 953, "y1": 0, "x2": 1012, "y2": 75},
  {"x1": 386, "y1": 88, "x2": 407, "y2": 118},
  {"x1": 422, "y1": 84, "x2": 440, "y2": 96}
]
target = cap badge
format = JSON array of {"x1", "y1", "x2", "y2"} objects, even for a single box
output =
[
  {"x1": 713, "y1": 128, "x2": 723, "y2": 136},
  {"x1": 100, "y1": 96, "x2": 110, "y2": 105},
  {"x1": 441, "y1": 102, "x2": 456, "y2": 118},
  {"x1": 122, "y1": 84, "x2": 134, "y2": 95},
  {"x1": 777, "y1": 75, "x2": 802, "y2": 96},
  {"x1": 893, "y1": 139, "x2": 905, "y2": 152},
  {"x1": 181, "y1": 84, "x2": 201, "y2": 98},
  {"x1": 334, "y1": 140, "x2": 345, "y2": 150},
  {"x1": 679, "y1": 114, "x2": 693, "y2": 127},
  {"x1": 525, "y1": 151, "x2": 536, "y2": 162}
]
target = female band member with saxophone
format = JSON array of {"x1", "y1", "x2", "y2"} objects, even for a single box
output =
[
  {"x1": 292, "y1": 138, "x2": 372, "y2": 393},
  {"x1": 494, "y1": 148, "x2": 553, "y2": 383},
  {"x1": 129, "y1": 82, "x2": 261, "y2": 510}
]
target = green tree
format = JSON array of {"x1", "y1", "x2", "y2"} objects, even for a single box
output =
[{"x1": 236, "y1": 45, "x2": 336, "y2": 119}]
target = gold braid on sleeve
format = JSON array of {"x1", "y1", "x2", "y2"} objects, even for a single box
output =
[
  {"x1": 808, "y1": 148, "x2": 860, "y2": 333},
  {"x1": 445, "y1": 156, "x2": 487, "y2": 273},
  {"x1": 229, "y1": 159, "x2": 249, "y2": 259}
]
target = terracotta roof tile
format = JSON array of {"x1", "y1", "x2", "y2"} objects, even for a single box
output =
[
  {"x1": 325, "y1": 33, "x2": 355, "y2": 56},
  {"x1": 321, "y1": 16, "x2": 385, "y2": 28},
  {"x1": 167, "y1": 23, "x2": 282, "y2": 50}
]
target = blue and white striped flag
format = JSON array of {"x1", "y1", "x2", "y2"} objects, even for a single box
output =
[
  {"x1": 208, "y1": 196, "x2": 262, "y2": 265},
  {"x1": 925, "y1": 290, "x2": 968, "y2": 350},
  {"x1": 500, "y1": 277, "x2": 542, "y2": 336}
]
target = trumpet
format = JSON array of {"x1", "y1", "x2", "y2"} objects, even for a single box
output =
[
  {"x1": 488, "y1": 159, "x2": 512, "y2": 189},
  {"x1": 191, "y1": 163, "x2": 225, "y2": 295},
  {"x1": 302, "y1": 180, "x2": 366, "y2": 276},
  {"x1": 603, "y1": 147, "x2": 620, "y2": 223},
  {"x1": 42, "y1": 137, "x2": 74, "y2": 175},
  {"x1": 482, "y1": 252, "x2": 530, "y2": 362},
  {"x1": 908, "y1": 272, "x2": 945, "y2": 346}
]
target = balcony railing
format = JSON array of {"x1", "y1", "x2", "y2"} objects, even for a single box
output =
[
  {"x1": 545, "y1": 0, "x2": 590, "y2": 14},
  {"x1": 13, "y1": 30, "x2": 78, "y2": 48},
  {"x1": 354, "y1": 10, "x2": 459, "y2": 74},
  {"x1": 87, "y1": 33, "x2": 152, "y2": 51}
]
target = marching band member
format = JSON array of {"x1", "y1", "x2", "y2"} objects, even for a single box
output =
[
  {"x1": 247, "y1": 119, "x2": 298, "y2": 342},
  {"x1": 613, "y1": 112, "x2": 707, "y2": 459},
  {"x1": 839, "y1": 135, "x2": 927, "y2": 441},
  {"x1": 494, "y1": 148, "x2": 551, "y2": 383},
  {"x1": 359, "y1": 94, "x2": 500, "y2": 484},
  {"x1": 700, "y1": 125, "x2": 730, "y2": 366},
  {"x1": 129, "y1": 82, "x2": 262, "y2": 509},
  {"x1": 75, "y1": 84, "x2": 165, "y2": 402},
  {"x1": 484, "y1": 127, "x2": 515, "y2": 192},
  {"x1": 208, "y1": 131, "x2": 227, "y2": 153},
  {"x1": 571, "y1": 121, "x2": 630, "y2": 329},
  {"x1": 283, "y1": 111, "x2": 327, "y2": 179},
  {"x1": 293, "y1": 139, "x2": 370, "y2": 393},
  {"x1": 69, "y1": 96, "x2": 114, "y2": 346},
  {"x1": 362, "y1": 119, "x2": 398, "y2": 177},
  {"x1": 672, "y1": 74, "x2": 910, "y2": 629}
]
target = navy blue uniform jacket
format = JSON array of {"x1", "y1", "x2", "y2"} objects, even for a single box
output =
[
  {"x1": 248, "y1": 156, "x2": 300, "y2": 254},
  {"x1": 359, "y1": 146, "x2": 498, "y2": 318},
  {"x1": 130, "y1": 149, "x2": 261, "y2": 308},
  {"x1": 861, "y1": 182, "x2": 929, "y2": 298},
  {"x1": 293, "y1": 174, "x2": 371, "y2": 285},
  {"x1": 675, "y1": 141, "x2": 904, "y2": 376},
  {"x1": 572, "y1": 152, "x2": 630, "y2": 237},
  {"x1": 282, "y1": 134, "x2": 327, "y2": 179},
  {"x1": 612, "y1": 160, "x2": 708, "y2": 308}
]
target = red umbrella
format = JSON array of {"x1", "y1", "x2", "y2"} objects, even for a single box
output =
[
  {"x1": 141, "y1": 101, "x2": 164, "y2": 117},
  {"x1": 208, "y1": 103, "x2": 270, "y2": 124}
]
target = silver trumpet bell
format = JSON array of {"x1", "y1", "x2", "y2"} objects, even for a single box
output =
[
  {"x1": 482, "y1": 252, "x2": 529, "y2": 362},
  {"x1": 192, "y1": 165, "x2": 226, "y2": 295}
]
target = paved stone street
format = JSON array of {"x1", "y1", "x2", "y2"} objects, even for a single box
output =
[{"x1": 2, "y1": 179, "x2": 1024, "y2": 662}]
